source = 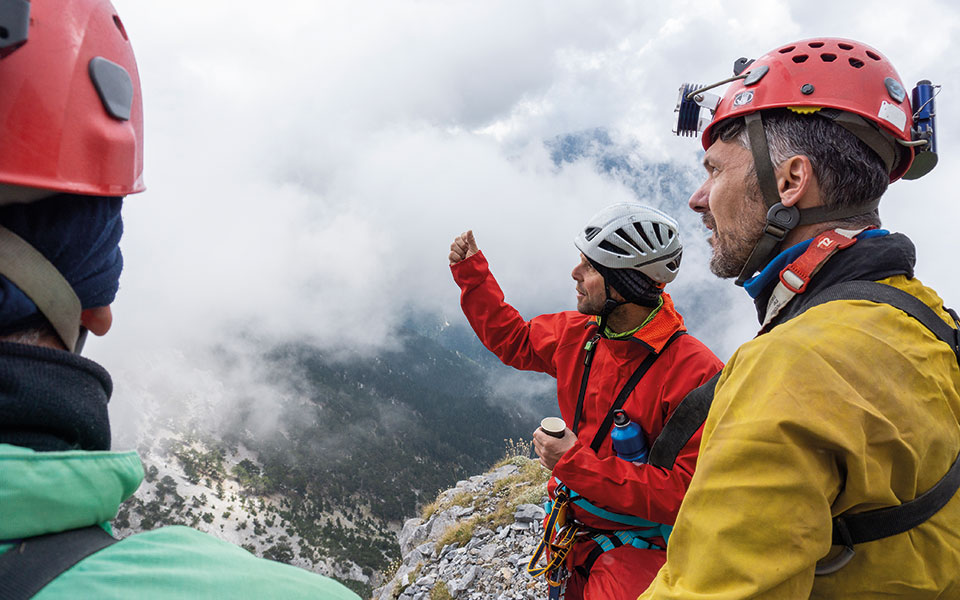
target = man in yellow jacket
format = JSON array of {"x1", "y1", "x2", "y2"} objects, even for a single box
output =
[{"x1": 640, "y1": 38, "x2": 960, "y2": 598}]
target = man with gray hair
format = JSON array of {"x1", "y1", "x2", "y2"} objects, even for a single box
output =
[{"x1": 640, "y1": 38, "x2": 960, "y2": 598}]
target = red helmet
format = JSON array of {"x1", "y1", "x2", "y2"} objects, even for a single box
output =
[
  {"x1": 700, "y1": 38, "x2": 916, "y2": 181},
  {"x1": 0, "y1": 0, "x2": 144, "y2": 196}
]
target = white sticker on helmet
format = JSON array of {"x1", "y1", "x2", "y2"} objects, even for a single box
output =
[
  {"x1": 733, "y1": 91, "x2": 754, "y2": 107},
  {"x1": 877, "y1": 100, "x2": 907, "y2": 132}
]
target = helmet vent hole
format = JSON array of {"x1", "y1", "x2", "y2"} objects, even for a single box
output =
[
  {"x1": 584, "y1": 227, "x2": 601, "y2": 241},
  {"x1": 599, "y1": 240, "x2": 630, "y2": 257},
  {"x1": 113, "y1": 15, "x2": 129, "y2": 41},
  {"x1": 631, "y1": 223, "x2": 655, "y2": 250},
  {"x1": 778, "y1": 46, "x2": 795, "y2": 54},
  {"x1": 651, "y1": 223, "x2": 666, "y2": 245},
  {"x1": 820, "y1": 53, "x2": 837, "y2": 62},
  {"x1": 0, "y1": 27, "x2": 8, "y2": 40},
  {"x1": 792, "y1": 55, "x2": 809, "y2": 63},
  {"x1": 838, "y1": 42, "x2": 854, "y2": 50},
  {"x1": 848, "y1": 57, "x2": 864, "y2": 68},
  {"x1": 866, "y1": 50, "x2": 881, "y2": 61},
  {"x1": 808, "y1": 41, "x2": 825, "y2": 48}
]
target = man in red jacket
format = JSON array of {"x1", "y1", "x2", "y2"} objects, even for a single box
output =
[{"x1": 448, "y1": 203, "x2": 723, "y2": 599}]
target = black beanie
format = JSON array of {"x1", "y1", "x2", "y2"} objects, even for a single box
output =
[{"x1": 587, "y1": 258, "x2": 663, "y2": 308}]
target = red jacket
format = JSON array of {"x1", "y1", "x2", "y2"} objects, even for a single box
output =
[{"x1": 451, "y1": 252, "x2": 723, "y2": 530}]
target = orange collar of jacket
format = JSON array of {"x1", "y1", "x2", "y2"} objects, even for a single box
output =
[{"x1": 602, "y1": 292, "x2": 686, "y2": 353}]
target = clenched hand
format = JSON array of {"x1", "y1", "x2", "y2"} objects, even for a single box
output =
[{"x1": 449, "y1": 230, "x2": 479, "y2": 265}]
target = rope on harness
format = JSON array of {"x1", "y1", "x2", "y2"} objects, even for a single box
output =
[{"x1": 527, "y1": 486, "x2": 579, "y2": 588}]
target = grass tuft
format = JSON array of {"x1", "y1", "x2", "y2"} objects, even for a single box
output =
[{"x1": 430, "y1": 581, "x2": 453, "y2": 600}]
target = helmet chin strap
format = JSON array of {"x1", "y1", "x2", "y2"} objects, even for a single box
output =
[
  {"x1": 0, "y1": 225, "x2": 83, "y2": 352},
  {"x1": 734, "y1": 112, "x2": 880, "y2": 286},
  {"x1": 597, "y1": 282, "x2": 626, "y2": 334}
]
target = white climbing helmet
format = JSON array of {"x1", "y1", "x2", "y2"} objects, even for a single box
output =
[{"x1": 574, "y1": 203, "x2": 683, "y2": 284}]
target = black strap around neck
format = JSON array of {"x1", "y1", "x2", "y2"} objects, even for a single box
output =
[
  {"x1": 586, "y1": 330, "x2": 686, "y2": 453},
  {"x1": 0, "y1": 526, "x2": 119, "y2": 599},
  {"x1": 804, "y1": 280, "x2": 960, "y2": 574}
]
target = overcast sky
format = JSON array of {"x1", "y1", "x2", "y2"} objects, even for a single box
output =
[{"x1": 96, "y1": 0, "x2": 960, "y2": 445}]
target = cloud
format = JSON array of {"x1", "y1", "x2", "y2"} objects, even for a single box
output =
[{"x1": 97, "y1": 0, "x2": 960, "y2": 445}]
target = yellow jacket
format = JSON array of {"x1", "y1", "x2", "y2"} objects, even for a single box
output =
[{"x1": 640, "y1": 274, "x2": 960, "y2": 598}]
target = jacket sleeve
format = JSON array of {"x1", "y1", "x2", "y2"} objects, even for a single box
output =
[
  {"x1": 639, "y1": 334, "x2": 844, "y2": 599},
  {"x1": 450, "y1": 251, "x2": 563, "y2": 377},
  {"x1": 551, "y1": 337, "x2": 724, "y2": 526}
]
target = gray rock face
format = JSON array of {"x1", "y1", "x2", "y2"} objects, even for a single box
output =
[
  {"x1": 514, "y1": 504, "x2": 545, "y2": 523},
  {"x1": 373, "y1": 458, "x2": 550, "y2": 600},
  {"x1": 399, "y1": 517, "x2": 427, "y2": 554}
]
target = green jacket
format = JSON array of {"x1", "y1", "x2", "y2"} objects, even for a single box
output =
[{"x1": 0, "y1": 444, "x2": 360, "y2": 599}]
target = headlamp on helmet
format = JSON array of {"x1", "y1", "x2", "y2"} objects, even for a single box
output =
[{"x1": 673, "y1": 38, "x2": 939, "y2": 182}]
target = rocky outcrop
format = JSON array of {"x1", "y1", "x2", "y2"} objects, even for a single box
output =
[{"x1": 374, "y1": 457, "x2": 552, "y2": 600}]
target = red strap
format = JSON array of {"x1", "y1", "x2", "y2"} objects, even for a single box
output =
[{"x1": 779, "y1": 230, "x2": 859, "y2": 294}]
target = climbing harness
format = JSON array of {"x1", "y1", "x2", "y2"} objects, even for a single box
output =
[
  {"x1": 575, "y1": 529, "x2": 663, "y2": 579},
  {"x1": 528, "y1": 329, "x2": 686, "y2": 591}
]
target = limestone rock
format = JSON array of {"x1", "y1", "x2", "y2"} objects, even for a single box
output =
[{"x1": 373, "y1": 458, "x2": 550, "y2": 600}]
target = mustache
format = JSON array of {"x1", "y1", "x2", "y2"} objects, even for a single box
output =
[{"x1": 702, "y1": 214, "x2": 716, "y2": 230}]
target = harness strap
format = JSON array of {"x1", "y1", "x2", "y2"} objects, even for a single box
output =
[
  {"x1": 648, "y1": 371, "x2": 720, "y2": 469},
  {"x1": 833, "y1": 451, "x2": 960, "y2": 547},
  {"x1": 576, "y1": 541, "x2": 609, "y2": 579},
  {"x1": 795, "y1": 280, "x2": 960, "y2": 575},
  {"x1": 802, "y1": 280, "x2": 960, "y2": 362},
  {"x1": 574, "y1": 529, "x2": 664, "y2": 579},
  {"x1": 559, "y1": 480, "x2": 666, "y2": 530},
  {"x1": 589, "y1": 330, "x2": 686, "y2": 453},
  {"x1": 572, "y1": 333, "x2": 601, "y2": 435},
  {"x1": 762, "y1": 228, "x2": 865, "y2": 329},
  {"x1": 0, "y1": 526, "x2": 118, "y2": 600}
]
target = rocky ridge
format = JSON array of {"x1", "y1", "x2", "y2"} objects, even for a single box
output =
[{"x1": 374, "y1": 456, "x2": 553, "y2": 600}]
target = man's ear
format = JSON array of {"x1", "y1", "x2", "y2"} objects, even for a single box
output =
[
  {"x1": 80, "y1": 305, "x2": 113, "y2": 336},
  {"x1": 776, "y1": 155, "x2": 817, "y2": 208}
]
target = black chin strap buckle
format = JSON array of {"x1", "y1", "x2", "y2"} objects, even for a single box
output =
[
  {"x1": 764, "y1": 203, "x2": 801, "y2": 239},
  {"x1": 734, "y1": 203, "x2": 800, "y2": 286}
]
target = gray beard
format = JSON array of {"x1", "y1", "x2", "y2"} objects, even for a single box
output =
[{"x1": 709, "y1": 205, "x2": 767, "y2": 279}]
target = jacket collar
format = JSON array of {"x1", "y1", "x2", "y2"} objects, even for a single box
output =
[
  {"x1": 748, "y1": 231, "x2": 916, "y2": 329},
  {"x1": 0, "y1": 341, "x2": 113, "y2": 451},
  {"x1": 599, "y1": 292, "x2": 686, "y2": 355},
  {"x1": 0, "y1": 443, "x2": 142, "y2": 541}
]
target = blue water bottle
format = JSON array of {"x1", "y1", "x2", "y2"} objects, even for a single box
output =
[{"x1": 611, "y1": 409, "x2": 648, "y2": 463}]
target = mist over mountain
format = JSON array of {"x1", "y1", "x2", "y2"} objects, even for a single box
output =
[{"x1": 110, "y1": 130, "x2": 754, "y2": 596}]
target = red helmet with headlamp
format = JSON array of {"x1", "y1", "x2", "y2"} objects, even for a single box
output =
[{"x1": 674, "y1": 37, "x2": 938, "y2": 285}]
